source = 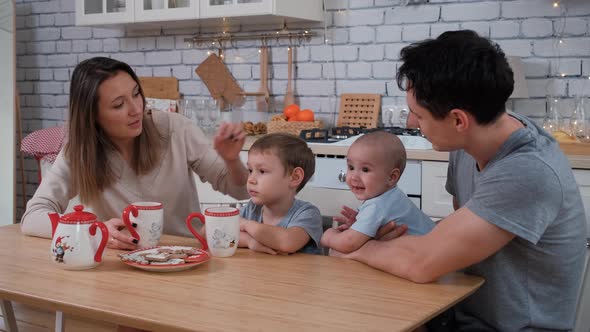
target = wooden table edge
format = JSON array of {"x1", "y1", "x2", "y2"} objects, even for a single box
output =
[{"x1": 0, "y1": 288, "x2": 193, "y2": 332}]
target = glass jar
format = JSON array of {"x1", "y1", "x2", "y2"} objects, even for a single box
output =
[
  {"x1": 570, "y1": 97, "x2": 587, "y2": 141},
  {"x1": 543, "y1": 96, "x2": 565, "y2": 136}
]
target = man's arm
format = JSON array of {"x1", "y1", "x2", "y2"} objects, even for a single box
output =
[
  {"x1": 321, "y1": 227, "x2": 371, "y2": 253},
  {"x1": 348, "y1": 207, "x2": 515, "y2": 283},
  {"x1": 241, "y1": 220, "x2": 311, "y2": 254}
]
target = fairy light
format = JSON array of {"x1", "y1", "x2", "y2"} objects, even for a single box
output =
[
  {"x1": 553, "y1": 1, "x2": 559, "y2": 7},
  {"x1": 207, "y1": 50, "x2": 212, "y2": 55}
]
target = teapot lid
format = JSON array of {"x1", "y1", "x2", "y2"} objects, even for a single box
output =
[{"x1": 60, "y1": 205, "x2": 96, "y2": 223}]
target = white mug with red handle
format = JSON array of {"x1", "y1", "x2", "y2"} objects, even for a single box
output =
[
  {"x1": 186, "y1": 206, "x2": 240, "y2": 257},
  {"x1": 122, "y1": 202, "x2": 164, "y2": 249}
]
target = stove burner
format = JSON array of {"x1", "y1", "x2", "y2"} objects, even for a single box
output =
[{"x1": 300, "y1": 126, "x2": 423, "y2": 143}]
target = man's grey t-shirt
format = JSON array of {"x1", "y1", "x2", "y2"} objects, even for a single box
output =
[
  {"x1": 240, "y1": 199, "x2": 323, "y2": 255},
  {"x1": 446, "y1": 113, "x2": 587, "y2": 331},
  {"x1": 351, "y1": 186, "x2": 434, "y2": 237}
]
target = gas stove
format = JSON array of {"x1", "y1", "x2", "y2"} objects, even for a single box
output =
[{"x1": 299, "y1": 126, "x2": 432, "y2": 150}]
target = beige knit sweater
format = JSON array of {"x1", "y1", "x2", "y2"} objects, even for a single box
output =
[{"x1": 21, "y1": 111, "x2": 249, "y2": 238}]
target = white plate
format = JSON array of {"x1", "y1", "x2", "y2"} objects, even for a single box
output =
[{"x1": 120, "y1": 246, "x2": 211, "y2": 272}]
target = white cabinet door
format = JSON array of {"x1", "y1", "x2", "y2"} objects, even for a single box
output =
[
  {"x1": 200, "y1": 0, "x2": 322, "y2": 21},
  {"x1": 135, "y1": 0, "x2": 199, "y2": 23},
  {"x1": 421, "y1": 161, "x2": 453, "y2": 218},
  {"x1": 573, "y1": 169, "x2": 590, "y2": 239},
  {"x1": 76, "y1": 0, "x2": 135, "y2": 25}
]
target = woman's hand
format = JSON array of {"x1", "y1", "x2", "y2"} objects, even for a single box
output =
[
  {"x1": 333, "y1": 205, "x2": 358, "y2": 231},
  {"x1": 104, "y1": 218, "x2": 139, "y2": 250},
  {"x1": 213, "y1": 122, "x2": 246, "y2": 163}
]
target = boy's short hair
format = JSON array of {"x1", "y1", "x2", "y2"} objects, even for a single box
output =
[
  {"x1": 354, "y1": 131, "x2": 407, "y2": 174},
  {"x1": 249, "y1": 133, "x2": 315, "y2": 192}
]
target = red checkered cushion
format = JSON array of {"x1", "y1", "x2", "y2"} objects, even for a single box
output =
[{"x1": 21, "y1": 126, "x2": 66, "y2": 163}]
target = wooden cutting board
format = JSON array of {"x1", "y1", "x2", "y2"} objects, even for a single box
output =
[
  {"x1": 196, "y1": 54, "x2": 244, "y2": 106},
  {"x1": 139, "y1": 77, "x2": 180, "y2": 99},
  {"x1": 337, "y1": 93, "x2": 381, "y2": 128}
]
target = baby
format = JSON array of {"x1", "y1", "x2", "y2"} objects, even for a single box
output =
[
  {"x1": 238, "y1": 133, "x2": 323, "y2": 255},
  {"x1": 321, "y1": 131, "x2": 434, "y2": 253}
]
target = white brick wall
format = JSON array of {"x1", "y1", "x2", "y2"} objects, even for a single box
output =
[{"x1": 13, "y1": 0, "x2": 590, "y2": 220}]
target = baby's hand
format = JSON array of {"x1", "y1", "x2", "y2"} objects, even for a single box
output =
[{"x1": 333, "y1": 205, "x2": 358, "y2": 231}]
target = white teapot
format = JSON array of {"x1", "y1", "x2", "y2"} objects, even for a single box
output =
[{"x1": 48, "y1": 205, "x2": 109, "y2": 270}]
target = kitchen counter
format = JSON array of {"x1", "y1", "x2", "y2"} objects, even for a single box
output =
[{"x1": 243, "y1": 136, "x2": 590, "y2": 169}]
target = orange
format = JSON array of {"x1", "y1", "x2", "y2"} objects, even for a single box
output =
[
  {"x1": 283, "y1": 104, "x2": 300, "y2": 120},
  {"x1": 295, "y1": 109, "x2": 315, "y2": 122}
]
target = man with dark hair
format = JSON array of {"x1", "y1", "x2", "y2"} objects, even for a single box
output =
[{"x1": 335, "y1": 30, "x2": 587, "y2": 331}]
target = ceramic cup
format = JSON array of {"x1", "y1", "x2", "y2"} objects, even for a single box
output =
[
  {"x1": 186, "y1": 206, "x2": 240, "y2": 257},
  {"x1": 122, "y1": 202, "x2": 164, "y2": 249}
]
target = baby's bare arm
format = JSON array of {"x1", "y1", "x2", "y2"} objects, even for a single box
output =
[{"x1": 321, "y1": 228, "x2": 371, "y2": 254}]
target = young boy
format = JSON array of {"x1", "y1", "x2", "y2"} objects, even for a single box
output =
[
  {"x1": 238, "y1": 133, "x2": 323, "y2": 255},
  {"x1": 321, "y1": 131, "x2": 434, "y2": 254}
]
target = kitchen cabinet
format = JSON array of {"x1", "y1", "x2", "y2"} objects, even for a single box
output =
[
  {"x1": 421, "y1": 161, "x2": 453, "y2": 219},
  {"x1": 76, "y1": 0, "x2": 322, "y2": 26},
  {"x1": 76, "y1": 0, "x2": 135, "y2": 26},
  {"x1": 200, "y1": 0, "x2": 322, "y2": 22},
  {"x1": 134, "y1": 0, "x2": 199, "y2": 23}
]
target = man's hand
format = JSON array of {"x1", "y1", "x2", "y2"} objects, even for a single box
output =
[
  {"x1": 375, "y1": 222, "x2": 408, "y2": 241},
  {"x1": 333, "y1": 205, "x2": 358, "y2": 231},
  {"x1": 213, "y1": 122, "x2": 246, "y2": 162}
]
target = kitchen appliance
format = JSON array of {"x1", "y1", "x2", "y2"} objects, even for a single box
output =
[{"x1": 299, "y1": 126, "x2": 432, "y2": 150}]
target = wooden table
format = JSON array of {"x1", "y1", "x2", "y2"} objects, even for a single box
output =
[{"x1": 0, "y1": 225, "x2": 483, "y2": 332}]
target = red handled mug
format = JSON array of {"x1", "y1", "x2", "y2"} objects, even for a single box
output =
[
  {"x1": 186, "y1": 213, "x2": 209, "y2": 251},
  {"x1": 186, "y1": 207, "x2": 240, "y2": 257}
]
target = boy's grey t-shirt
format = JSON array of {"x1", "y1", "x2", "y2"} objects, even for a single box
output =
[
  {"x1": 351, "y1": 186, "x2": 434, "y2": 237},
  {"x1": 446, "y1": 113, "x2": 587, "y2": 331},
  {"x1": 240, "y1": 199, "x2": 323, "y2": 255}
]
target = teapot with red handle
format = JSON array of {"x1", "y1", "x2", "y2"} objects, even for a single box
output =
[{"x1": 48, "y1": 205, "x2": 109, "y2": 270}]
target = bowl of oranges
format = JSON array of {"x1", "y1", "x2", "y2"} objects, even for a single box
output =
[{"x1": 267, "y1": 104, "x2": 323, "y2": 136}]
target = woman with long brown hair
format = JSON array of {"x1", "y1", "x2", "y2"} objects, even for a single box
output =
[{"x1": 21, "y1": 57, "x2": 249, "y2": 250}]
